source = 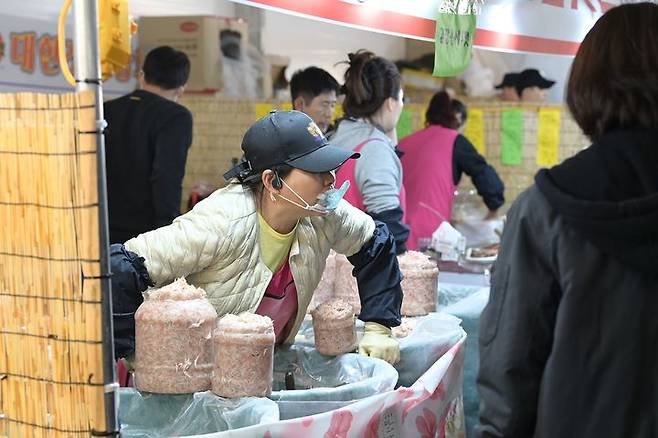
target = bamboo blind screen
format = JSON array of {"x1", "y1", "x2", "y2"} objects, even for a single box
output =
[{"x1": 0, "y1": 92, "x2": 107, "y2": 436}]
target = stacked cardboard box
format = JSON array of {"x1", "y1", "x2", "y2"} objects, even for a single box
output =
[{"x1": 139, "y1": 16, "x2": 249, "y2": 93}]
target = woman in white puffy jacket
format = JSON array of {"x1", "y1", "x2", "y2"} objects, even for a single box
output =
[{"x1": 111, "y1": 110, "x2": 404, "y2": 365}]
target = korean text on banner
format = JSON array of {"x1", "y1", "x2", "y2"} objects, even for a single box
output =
[
  {"x1": 501, "y1": 110, "x2": 524, "y2": 165},
  {"x1": 464, "y1": 108, "x2": 485, "y2": 155},
  {"x1": 536, "y1": 108, "x2": 561, "y2": 167}
]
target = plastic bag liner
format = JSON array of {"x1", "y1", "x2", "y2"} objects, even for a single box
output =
[
  {"x1": 442, "y1": 283, "x2": 490, "y2": 437},
  {"x1": 454, "y1": 218, "x2": 502, "y2": 249},
  {"x1": 396, "y1": 313, "x2": 465, "y2": 387},
  {"x1": 268, "y1": 345, "x2": 398, "y2": 420},
  {"x1": 118, "y1": 389, "x2": 279, "y2": 437},
  {"x1": 439, "y1": 281, "x2": 488, "y2": 309},
  {"x1": 294, "y1": 312, "x2": 464, "y2": 389}
]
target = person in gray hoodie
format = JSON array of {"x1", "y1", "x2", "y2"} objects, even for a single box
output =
[{"x1": 331, "y1": 50, "x2": 409, "y2": 253}]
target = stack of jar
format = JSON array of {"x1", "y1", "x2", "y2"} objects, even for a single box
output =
[
  {"x1": 333, "y1": 253, "x2": 361, "y2": 314},
  {"x1": 398, "y1": 251, "x2": 439, "y2": 316},
  {"x1": 134, "y1": 279, "x2": 276, "y2": 398},
  {"x1": 308, "y1": 250, "x2": 338, "y2": 311},
  {"x1": 212, "y1": 313, "x2": 275, "y2": 398},
  {"x1": 134, "y1": 278, "x2": 217, "y2": 394},
  {"x1": 311, "y1": 299, "x2": 357, "y2": 356}
]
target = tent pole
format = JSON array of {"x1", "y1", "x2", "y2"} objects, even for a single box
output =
[{"x1": 73, "y1": 0, "x2": 118, "y2": 435}]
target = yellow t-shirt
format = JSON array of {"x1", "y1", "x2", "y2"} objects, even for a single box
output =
[{"x1": 258, "y1": 214, "x2": 297, "y2": 273}]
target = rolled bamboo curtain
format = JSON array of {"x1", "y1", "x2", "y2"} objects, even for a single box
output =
[{"x1": 0, "y1": 92, "x2": 107, "y2": 437}]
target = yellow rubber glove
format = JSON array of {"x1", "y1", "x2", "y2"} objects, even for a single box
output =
[{"x1": 358, "y1": 322, "x2": 400, "y2": 365}]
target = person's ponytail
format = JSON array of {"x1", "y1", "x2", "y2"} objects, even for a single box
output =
[{"x1": 342, "y1": 50, "x2": 401, "y2": 119}]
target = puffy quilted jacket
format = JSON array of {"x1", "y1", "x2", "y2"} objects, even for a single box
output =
[{"x1": 123, "y1": 182, "x2": 376, "y2": 345}]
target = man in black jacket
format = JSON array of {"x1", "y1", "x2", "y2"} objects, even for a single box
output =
[
  {"x1": 476, "y1": 4, "x2": 658, "y2": 437},
  {"x1": 104, "y1": 46, "x2": 193, "y2": 244}
]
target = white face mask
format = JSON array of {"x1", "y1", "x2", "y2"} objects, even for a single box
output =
[{"x1": 275, "y1": 171, "x2": 350, "y2": 215}]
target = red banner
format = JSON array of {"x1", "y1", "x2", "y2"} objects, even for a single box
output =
[{"x1": 231, "y1": 0, "x2": 619, "y2": 56}]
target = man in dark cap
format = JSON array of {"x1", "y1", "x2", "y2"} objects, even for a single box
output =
[
  {"x1": 516, "y1": 68, "x2": 555, "y2": 103},
  {"x1": 495, "y1": 72, "x2": 520, "y2": 102}
]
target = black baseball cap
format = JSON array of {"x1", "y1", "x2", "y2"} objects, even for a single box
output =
[
  {"x1": 516, "y1": 69, "x2": 555, "y2": 93},
  {"x1": 495, "y1": 72, "x2": 519, "y2": 89},
  {"x1": 224, "y1": 110, "x2": 359, "y2": 182}
]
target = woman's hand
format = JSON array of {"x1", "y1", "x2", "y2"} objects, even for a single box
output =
[{"x1": 358, "y1": 322, "x2": 400, "y2": 364}]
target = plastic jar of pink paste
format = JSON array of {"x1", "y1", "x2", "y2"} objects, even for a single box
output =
[
  {"x1": 212, "y1": 313, "x2": 275, "y2": 398},
  {"x1": 311, "y1": 299, "x2": 357, "y2": 356},
  {"x1": 398, "y1": 251, "x2": 439, "y2": 316},
  {"x1": 309, "y1": 250, "x2": 338, "y2": 312},
  {"x1": 334, "y1": 254, "x2": 361, "y2": 314},
  {"x1": 135, "y1": 278, "x2": 217, "y2": 394}
]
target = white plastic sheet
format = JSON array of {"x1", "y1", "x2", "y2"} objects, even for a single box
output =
[
  {"x1": 442, "y1": 282, "x2": 490, "y2": 437},
  {"x1": 396, "y1": 313, "x2": 465, "y2": 387},
  {"x1": 270, "y1": 345, "x2": 398, "y2": 419},
  {"x1": 187, "y1": 333, "x2": 467, "y2": 438},
  {"x1": 295, "y1": 312, "x2": 465, "y2": 388},
  {"x1": 118, "y1": 389, "x2": 279, "y2": 437}
]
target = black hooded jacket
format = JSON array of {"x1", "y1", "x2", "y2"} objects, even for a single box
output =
[{"x1": 476, "y1": 128, "x2": 658, "y2": 438}]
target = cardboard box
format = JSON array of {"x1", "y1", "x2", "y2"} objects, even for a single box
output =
[
  {"x1": 267, "y1": 54, "x2": 289, "y2": 84},
  {"x1": 138, "y1": 16, "x2": 248, "y2": 93}
]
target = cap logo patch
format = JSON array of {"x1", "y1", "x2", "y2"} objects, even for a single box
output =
[{"x1": 307, "y1": 122, "x2": 323, "y2": 138}]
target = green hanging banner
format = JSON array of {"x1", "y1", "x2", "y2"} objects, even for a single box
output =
[
  {"x1": 501, "y1": 110, "x2": 524, "y2": 166},
  {"x1": 396, "y1": 109, "x2": 413, "y2": 140},
  {"x1": 433, "y1": 0, "x2": 477, "y2": 77}
]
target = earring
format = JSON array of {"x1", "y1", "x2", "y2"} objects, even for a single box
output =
[{"x1": 270, "y1": 192, "x2": 277, "y2": 202}]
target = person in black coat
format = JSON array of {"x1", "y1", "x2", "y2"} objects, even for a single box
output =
[
  {"x1": 476, "y1": 4, "x2": 658, "y2": 438},
  {"x1": 104, "y1": 46, "x2": 193, "y2": 244}
]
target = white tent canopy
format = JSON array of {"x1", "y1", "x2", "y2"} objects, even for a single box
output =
[
  {"x1": 1, "y1": 0, "x2": 617, "y2": 101},
  {"x1": 4, "y1": 0, "x2": 237, "y2": 20}
]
